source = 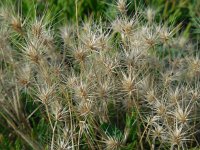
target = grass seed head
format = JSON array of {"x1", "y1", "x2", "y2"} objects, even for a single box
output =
[
  {"x1": 146, "y1": 8, "x2": 155, "y2": 24},
  {"x1": 105, "y1": 136, "x2": 122, "y2": 150},
  {"x1": 116, "y1": 0, "x2": 127, "y2": 14}
]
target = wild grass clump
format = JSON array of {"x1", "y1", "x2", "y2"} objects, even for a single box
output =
[{"x1": 0, "y1": 0, "x2": 200, "y2": 149}]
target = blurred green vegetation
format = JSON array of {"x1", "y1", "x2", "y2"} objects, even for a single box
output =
[
  {"x1": 4, "y1": 0, "x2": 198, "y2": 40},
  {"x1": 6, "y1": 0, "x2": 199, "y2": 25},
  {"x1": 6, "y1": 0, "x2": 198, "y2": 40}
]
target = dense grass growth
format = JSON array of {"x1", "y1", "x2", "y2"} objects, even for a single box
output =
[
  {"x1": 6, "y1": 0, "x2": 200, "y2": 37},
  {"x1": 0, "y1": 0, "x2": 200, "y2": 150}
]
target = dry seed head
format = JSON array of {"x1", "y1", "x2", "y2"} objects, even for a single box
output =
[
  {"x1": 145, "y1": 89, "x2": 157, "y2": 105},
  {"x1": 168, "y1": 87, "x2": 182, "y2": 105},
  {"x1": 49, "y1": 63, "x2": 64, "y2": 80},
  {"x1": 177, "y1": 36, "x2": 187, "y2": 48},
  {"x1": 158, "y1": 26, "x2": 175, "y2": 44},
  {"x1": 42, "y1": 28, "x2": 54, "y2": 48},
  {"x1": 77, "y1": 99, "x2": 93, "y2": 117},
  {"x1": 96, "y1": 52, "x2": 115, "y2": 72},
  {"x1": 22, "y1": 43, "x2": 41, "y2": 64},
  {"x1": 80, "y1": 25, "x2": 102, "y2": 51},
  {"x1": 95, "y1": 77, "x2": 112, "y2": 99},
  {"x1": 173, "y1": 98, "x2": 193, "y2": 125},
  {"x1": 67, "y1": 74, "x2": 78, "y2": 88},
  {"x1": 0, "y1": 7, "x2": 10, "y2": 21},
  {"x1": 82, "y1": 35, "x2": 99, "y2": 51},
  {"x1": 138, "y1": 75, "x2": 153, "y2": 94},
  {"x1": 60, "y1": 25, "x2": 73, "y2": 45},
  {"x1": 123, "y1": 50, "x2": 135, "y2": 67},
  {"x1": 74, "y1": 80, "x2": 90, "y2": 100},
  {"x1": 129, "y1": 38, "x2": 148, "y2": 59},
  {"x1": 154, "y1": 101, "x2": 167, "y2": 117},
  {"x1": 17, "y1": 64, "x2": 31, "y2": 88},
  {"x1": 170, "y1": 58, "x2": 184, "y2": 69},
  {"x1": 147, "y1": 55, "x2": 162, "y2": 70},
  {"x1": 10, "y1": 15, "x2": 23, "y2": 34},
  {"x1": 73, "y1": 45, "x2": 88, "y2": 64},
  {"x1": 82, "y1": 21, "x2": 91, "y2": 32},
  {"x1": 167, "y1": 124, "x2": 187, "y2": 147},
  {"x1": 56, "y1": 138, "x2": 71, "y2": 150},
  {"x1": 112, "y1": 18, "x2": 123, "y2": 33},
  {"x1": 145, "y1": 115, "x2": 160, "y2": 126},
  {"x1": 36, "y1": 83, "x2": 56, "y2": 105},
  {"x1": 0, "y1": 26, "x2": 10, "y2": 49},
  {"x1": 121, "y1": 70, "x2": 136, "y2": 96},
  {"x1": 152, "y1": 124, "x2": 165, "y2": 139},
  {"x1": 98, "y1": 33, "x2": 111, "y2": 50},
  {"x1": 187, "y1": 56, "x2": 200, "y2": 78},
  {"x1": 102, "y1": 55, "x2": 119, "y2": 74},
  {"x1": 105, "y1": 136, "x2": 122, "y2": 150},
  {"x1": 31, "y1": 19, "x2": 44, "y2": 38},
  {"x1": 122, "y1": 97, "x2": 137, "y2": 111},
  {"x1": 181, "y1": 86, "x2": 191, "y2": 99},
  {"x1": 185, "y1": 42, "x2": 194, "y2": 52},
  {"x1": 190, "y1": 88, "x2": 200, "y2": 103},
  {"x1": 51, "y1": 103, "x2": 68, "y2": 121},
  {"x1": 161, "y1": 71, "x2": 175, "y2": 87},
  {"x1": 116, "y1": 0, "x2": 127, "y2": 14},
  {"x1": 55, "y1": 128, "x2": 73, "y2": 150},
  {"x1": 141, "y1": 26, "x2": 158, "y2": 48},
  {"x1": 37, "y1": 63, "x2": 56, "y2": 84},
  {"x1": 175, "y1": 107, "x2": 189, "y2": 125},
  {"x1": 146, "y1": 8, "x2": 155, "y2": 23},
  {"x1": 121, "y1": 18, "x2": 135, "y2": 38}
]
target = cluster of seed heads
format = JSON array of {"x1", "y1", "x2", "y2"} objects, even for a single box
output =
[{"x1": 0, "y1": 1, "x2": 200, "y2": 150}]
